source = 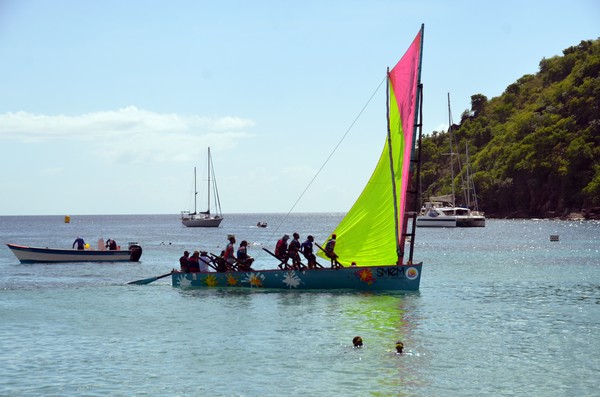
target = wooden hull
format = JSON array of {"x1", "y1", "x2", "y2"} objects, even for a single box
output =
[
  {"x1": 171, "y1": 263, "x2": 422, "y2": 291},
  {"x1": 6, "y1": 244, "x2": 142, "y2": 264}
]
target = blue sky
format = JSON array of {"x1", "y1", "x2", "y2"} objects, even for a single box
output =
[{"x1": 0, "y1": 0, "x2": 598, "y2": 215}]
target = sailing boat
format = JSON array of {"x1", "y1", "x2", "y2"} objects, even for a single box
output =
[
  {"x1": 416, "y1": 93, "x2": 485, "y2": 227},
  {"x1": 169, "y1": 25, "x2": 424, "y2": 290},
  {"x1": 181, "y1": 147, "x2": 224, "y2": 228}
]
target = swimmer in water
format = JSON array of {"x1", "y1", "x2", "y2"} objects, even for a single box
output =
[
  {"x1": 395, "y1": 341, "x2": 404, "y2": 354},
  {"x1": 352, "y1": 336, "x2": 363, "y2": 348}
]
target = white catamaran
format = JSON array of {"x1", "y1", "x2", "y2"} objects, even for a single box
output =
[{"x1": 416, "y1": 93, "x2": 485, "y2": 228}]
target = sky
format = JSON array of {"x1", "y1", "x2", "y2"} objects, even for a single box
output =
[{"x1": 0, "y1": 0, "x2": 598, "y2": 215}]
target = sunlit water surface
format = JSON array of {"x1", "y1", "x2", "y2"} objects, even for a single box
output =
[{"x1": 1, "y1": 214, "x2": 598, "y2": 396}]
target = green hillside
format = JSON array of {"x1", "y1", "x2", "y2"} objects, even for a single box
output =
[{"x1": 419, "y1": 38, "x2": 600, "y2": 219}]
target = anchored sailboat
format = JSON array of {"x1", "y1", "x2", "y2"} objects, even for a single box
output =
[
  {"x1": 416, "y1": 93, "x2": 485, "y2": 227},
  {"x1": 168, "y1": 25, "x2": 425, "y2": 290},
  {"x1": 181, "y1": 147, "x2": 224, "y2": 228}
]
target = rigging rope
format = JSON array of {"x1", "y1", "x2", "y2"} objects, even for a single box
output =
[{"x1": 265, "y1": 75, "x2": 388, "y2": 248}]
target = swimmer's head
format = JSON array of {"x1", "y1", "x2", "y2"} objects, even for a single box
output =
[
  {"x1": 395, "y1": 341, "x2": 404, "y2": 353},
  {"x1": 352, "y1": 336, "x2": 363, "y2": 348}
]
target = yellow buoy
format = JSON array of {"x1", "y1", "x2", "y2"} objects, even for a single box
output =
[{"x1": 64, "y1": 215, "x2": 71, "y2": 223}]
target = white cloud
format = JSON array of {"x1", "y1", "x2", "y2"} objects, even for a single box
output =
[{"x1": 0, "y1": 107, "x2": 256, "y2": 163}]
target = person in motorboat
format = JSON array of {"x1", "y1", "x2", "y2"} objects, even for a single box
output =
[
  {"x1": 105, "y1": 239, "x2": 118, "y2": 250},
  {"x1": 73, "y1": 236, "x2": 85, "y2": 250}
]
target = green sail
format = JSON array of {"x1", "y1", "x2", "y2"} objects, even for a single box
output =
[
  {"x1": 320, "y1": 27, "x2": 423, "y2": 267},
  {"x1": 321, "y1": 86, "x2": 405, "y2": 267}
]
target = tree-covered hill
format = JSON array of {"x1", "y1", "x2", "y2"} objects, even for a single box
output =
[{"x1": 419, "y1": 38, "x2": 600, "y2": 219}]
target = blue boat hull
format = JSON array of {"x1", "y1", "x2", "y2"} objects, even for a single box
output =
[{"x1": 171, "y1": 263, "x2": 422, "y2": 291}]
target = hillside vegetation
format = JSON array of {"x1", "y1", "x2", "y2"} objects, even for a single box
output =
[{"x1": 419, "y1": 38, "x2": 600, "y2": 219}]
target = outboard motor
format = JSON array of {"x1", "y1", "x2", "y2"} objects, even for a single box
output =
[{"x1": 129, "y1": 243, "x2": 143, "y2": 262}]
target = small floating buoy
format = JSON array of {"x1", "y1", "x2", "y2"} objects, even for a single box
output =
[
  {"x1": 550, "y1": 235, "x2": 559, "y2": 242},
  {"x1": 64, "y1": 215, "x2": 70, "y2": 223}
]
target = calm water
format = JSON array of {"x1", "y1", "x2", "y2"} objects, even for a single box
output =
[{"x1": 1, "y1": 214, "x2": 599, "y2": 396}]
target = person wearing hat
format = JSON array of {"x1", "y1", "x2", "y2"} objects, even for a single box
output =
[
  {"x1": 188, "y1": 251, "x2": 201, "y2": 273},
  {"x1": 325, "y1": 234, "x2": 338, "y2": 267},
  {"x1": 275, "y1": 234, "x2": 290, "y2": 267},
  {"x1": 179, "y1": 250, "x2": 190, "y2": 273}
]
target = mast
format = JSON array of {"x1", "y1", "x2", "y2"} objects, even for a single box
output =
[
  {"x1": 385, "y1": 67, "x2": 401, "y2": 259},
  {"x1": 406, "y1": 23, "x2": 425, "y2": 264},
  {"x1": 207, "y1": 147, "x2": 211, "y2": 215},
  {"x1": 193, "y1": 166, "x2": 197, "y2": 214},
  {"x1": 447, "y1": 93, "x2": 456, "y2": 209}
]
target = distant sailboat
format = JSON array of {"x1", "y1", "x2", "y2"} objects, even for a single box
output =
[
  {"x1": 181, "y1": 148, "x2": 223, "y2": 228},
  {"x1": 416, "y1": 93, "x2": 485, "y2": 227}
]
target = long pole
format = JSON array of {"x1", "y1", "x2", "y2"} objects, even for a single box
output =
[
  {"x1": 194, "y1": 166, "x2": 197, "y2": 214},
  {"x1": 207, "y1": 147, "x2": 211, "y2": 215},
  {"x1": 385, "y1": 67, "x2": 401, "y2": 259}
]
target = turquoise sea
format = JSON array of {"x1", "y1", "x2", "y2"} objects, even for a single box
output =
[{"x1": 1, "y1": 214, "x2": 599, "y2": 396}]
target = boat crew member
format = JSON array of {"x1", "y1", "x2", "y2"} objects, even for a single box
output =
[
  {"x1": 236, "y1": 240, "x2": 254, "y2": 271},
  {"x1": 301, "y1": 235, "x2": 317, "y2": 269},
  {"x1": 288, "y1": 233, "x2": 302, "y2": 269},
  {"x1": 275, "y1": 234, "x2": 290, "y2": 261},
  {"x1": 179, "y1": 251, "x2": 190, "y2": 273},
  {"x1": 199, "y1": 251, "x2": 212, "y2": 272},
  {"x1": 105, "y1": 239, "x2": 118, "y2": 250},
  {"x1": 352, "y1": 336, "x2": 363, "y2": 348},
  {"x1": 73, "y1": 236, "x2": 85, "y2": 250},
  {"x1": 224, "y1": 235, "x2": 237, "y2": 267},
  {"x1": 325, "y1": 234, "x2": 338, "y2": 267},
  {"x1": 188, "y1": 251, "x2": 201, "y2": 272}
]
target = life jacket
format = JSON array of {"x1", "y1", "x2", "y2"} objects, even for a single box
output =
[
  {"x1": 225, "y1": 243, "x2": 235, "y2": 259},
  {"x1": 325, "y1": 238, "x2": 336, "y2": 254},
  {"x1": 275, "y1": 239, "x2": 288, "y2": 258}
]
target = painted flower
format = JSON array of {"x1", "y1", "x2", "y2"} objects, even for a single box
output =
[
  {"x1": 282, "y1": 271, "x2": 302, "y2": 288},
  {"x1": 243, "y1": 272, "x2": 265, "y2": 287},
  {"x1": 226, "y1": 273, "x2": 239, "y2": 286},
  {"x1": 204, "y1": 274, "x2": 218, "y2": 287},
  {"x1": 179, "y1": 274, "x2": 193, "y2": 287},
  {"x1": 356, "y1": 268, "x2": 376, "y2": 285}
]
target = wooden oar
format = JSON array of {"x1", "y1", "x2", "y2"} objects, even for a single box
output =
[
  {"x1": 128, "y1": 271, "x2": 173, "y2": 285},
  {"x1": 199, "y1": 256, "x2": 219, "y2": 272},
  {"x1": 315, "y1": 243, "x2": 343, "y2": 268},
  {"x1": 262, "y1": 247, "x2": 292, "y2": 269}
]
